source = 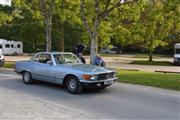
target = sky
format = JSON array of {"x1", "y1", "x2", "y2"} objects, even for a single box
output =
[{"x1": 0, "y1": 0, "x2": 11, "y2": 6}]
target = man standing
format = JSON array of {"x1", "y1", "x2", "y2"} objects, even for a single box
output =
[{"x1": 75, "y1": 42, "x2": 85, "y2": 56}]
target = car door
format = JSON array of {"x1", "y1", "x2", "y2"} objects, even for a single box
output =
[
  {"x1": 34, "y1": 53, "x2": 56, "y2": 82},
  {"x1": 53, "y1": 54, "x2": 66, "y2": 84}
]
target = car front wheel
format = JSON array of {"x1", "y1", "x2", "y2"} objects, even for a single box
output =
[
  {"x1": 66, "y1": 76, "x2": 82, "y2": 94},
  {"x1": 22, "y1": 71, "x2": 33, "y2": 84}
]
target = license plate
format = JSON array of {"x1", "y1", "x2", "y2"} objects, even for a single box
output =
[
  {"x1": 97, "y1": 83, "x2": 101, "y2": 87},
  {"x1": 104, "y1": 80, "x2": 113, "y2": 85}
]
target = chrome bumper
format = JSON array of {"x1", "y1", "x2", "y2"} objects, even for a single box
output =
[{"x1": 80, "y1": 77, "x2": 118, "y2": 83}]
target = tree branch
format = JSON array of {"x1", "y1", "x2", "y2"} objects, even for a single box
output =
[
  {"x1": 80, "y1": 0, "x2": 92, "y2": 35},
  {"x1": 100, "y1": 0, "x2": 138, "y2": 19},
  {"x1": 48, "y1": 0, "x2": 55, "y2": 18},
  {"x1": 39, "y1": 0, "x2": 48, "y2": 18},
  {"x1": 104, "y1": 0, "x2": 111, "y2": 10},
  {"x1": 39, "y1": 0, "x2": 54, "y2": 19},
  {"x1": 94, "y1": 0, "x2": 100, "y2": 29}
]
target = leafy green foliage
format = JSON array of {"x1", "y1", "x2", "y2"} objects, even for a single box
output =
[
  {"x1": 111, "y1": 0, "x2": 180, "y2": 60},
  {"x1": 0, "y1": 5, "x2": 13, "y2": 26},
  {"x1": 0, "y1": 0, "x2": 179, "y2": 54}
]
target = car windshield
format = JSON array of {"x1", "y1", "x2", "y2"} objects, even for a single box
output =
[
  {"x1": 53, "y1": 53, "x2": 80, "y2": 64},
  {"x1": 175, "y1": 49, "x2": 180, "y2": 54}
]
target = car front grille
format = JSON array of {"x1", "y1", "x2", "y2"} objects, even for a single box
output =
[{"x1": 98, "y1": 72, "x2": 114, "y2": 80}]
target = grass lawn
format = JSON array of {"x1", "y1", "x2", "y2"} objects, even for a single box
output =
[
  {"x1": 100, "y1": 54, "x2": 121, "y2": 57},
  {"x1": 131, "y1": 60, "x2": 173, "y2": 66},
  {"x1": 2, "y1": 62, "x2": 15, "y2": 69},
  {"x1": 132, "y1": 54, "x2": 172, "y2": 59},
  {"x1": 117, "y1": 70, "x2": 180, "y2": 90}
]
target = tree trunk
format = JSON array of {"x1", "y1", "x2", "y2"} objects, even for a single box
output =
[
  {"x1": 90, "y1": 17, "x2": 99, "y2": 64},
  {"x1": 90, "y1": 32, "x2": 98, "y2": 64},
  {"x1": 45, "y1": 17, "x2": 52, "y2": 52},
  {"x1": 149, "y1": 50, "x2": 153, "y2": 61},
  {"x1": 32, "y1": 39, "x2": 36, "y2": 52},
  {"x1": 59, "y1": 24, "x2": 64, "y2": 52}
]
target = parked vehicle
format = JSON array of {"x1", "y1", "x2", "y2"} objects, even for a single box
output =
[
  {"x1": 100, "y1": 46, "x2": 121, "y2": 54},
  {"x1": 173, "y1": 43, "x2": 180, "y2": 65},
  {"x1": 0, "y1": 38, "x2": 23, "y2": 55},
  {"x1": 16, "y1": 52, "x2": 117, "y2": 94},
  {"x1": 0, "y1": 49, "x2": 5, "y2": 67}
]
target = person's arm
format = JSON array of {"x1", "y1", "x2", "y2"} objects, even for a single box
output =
[{"x1": 101, "y1": 58, "x2": 106, "y2": 66}]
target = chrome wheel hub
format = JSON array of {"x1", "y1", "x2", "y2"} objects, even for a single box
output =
[
  {"x1": 69, "y1": 79, "x2": 76, "y2": 90},
  {"x1": 24, "y1": 72, "x2": 30, "y2": 82}
]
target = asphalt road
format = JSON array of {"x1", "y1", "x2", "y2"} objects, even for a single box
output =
[{"x1": 0, "y1": 69, "x2": 180, "y2": 120}]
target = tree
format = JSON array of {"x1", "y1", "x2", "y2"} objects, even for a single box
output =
[
  {"x1": 163, "y1": 0, "x2": 180, "y2": 53},
  {"x1": 80, "y1": 0, "x2": 137, "y2": 63},
  {"x1": 39, "y1": 0, "x2": 55, "y2": 52},
  {"x1": 10, "y1": 0, "x2": 45, "y2": 52},
  {"x1": 0, "y1": 5, "x2": 13, "y2": 26},
  {"x1": 133, "y1": 0, "x2": 174, "y2": 61},
  {"x1": 110, "y1": 0, "x2": 142, "y2": 49},
  {"x1": 55, "y1": 0, "x2": 81, "y2": 51},
  {"x1": 111, "y1": 0, "x2": 177, "y2": 61}
]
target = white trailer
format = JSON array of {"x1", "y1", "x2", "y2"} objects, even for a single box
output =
[
  {"x1": 173, "y1": 43, "x2": 180, "y2": 65},
  {"x1": 0, "y1": 39, "x2": 23, "y2": 55}
]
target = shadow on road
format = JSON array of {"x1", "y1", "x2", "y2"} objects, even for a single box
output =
[{"x1": 1, "y1": 77, "x2": 112, "y2": 99}]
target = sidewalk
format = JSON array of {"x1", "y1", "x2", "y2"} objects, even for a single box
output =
[{"x1": 106, "y1": 62, "x2": 180, "y2": 73}]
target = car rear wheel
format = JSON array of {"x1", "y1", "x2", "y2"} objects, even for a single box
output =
[
  {"x1": 22, "y1": 71, "x2": 33, "y2": 84},
  {"x1": 66, "y1": 76, "x2": 82, "y2": 94}
]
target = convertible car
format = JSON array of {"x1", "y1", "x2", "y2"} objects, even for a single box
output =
[{"x1": 16, "y1": 52, "x2": 117, "y2": 94}]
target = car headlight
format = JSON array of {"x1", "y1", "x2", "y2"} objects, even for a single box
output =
[
  {"x1": 90, "y1": 75, "x2": 98, "y2": 81},
  {"x1": 83, "y1": 74, "x2": 98, "y2": 81}
]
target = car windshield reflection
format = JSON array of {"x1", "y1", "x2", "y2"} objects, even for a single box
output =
[{"x1": 53, "y1": 53, "x2": 79, "y2": 64}]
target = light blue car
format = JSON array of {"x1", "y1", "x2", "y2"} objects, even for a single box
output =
[{"x1": 16, "y1": 52, "x2": 117, "y2": 94}]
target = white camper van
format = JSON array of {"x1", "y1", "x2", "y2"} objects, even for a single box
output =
[
  {"x1": 173, "y1": 43, "x2": 180, "y2": 65},
  {"x1": 0, "y1": 49, "x2": 5, "y2": 66},
  {"x1": 0, "y1": 39, "x2": 23, "y2": 55}
]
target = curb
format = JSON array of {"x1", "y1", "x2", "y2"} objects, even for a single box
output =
[
  {"x1": 155, "y1": 71, "x2": 180, "y2": 74},
  {"x1": 119, "y1": 69, "x2": 139, "y2": 71}
]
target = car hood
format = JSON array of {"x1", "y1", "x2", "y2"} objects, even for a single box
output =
[{"x1": 57, "y1": 63, "x2": 114, "y2": 74}]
